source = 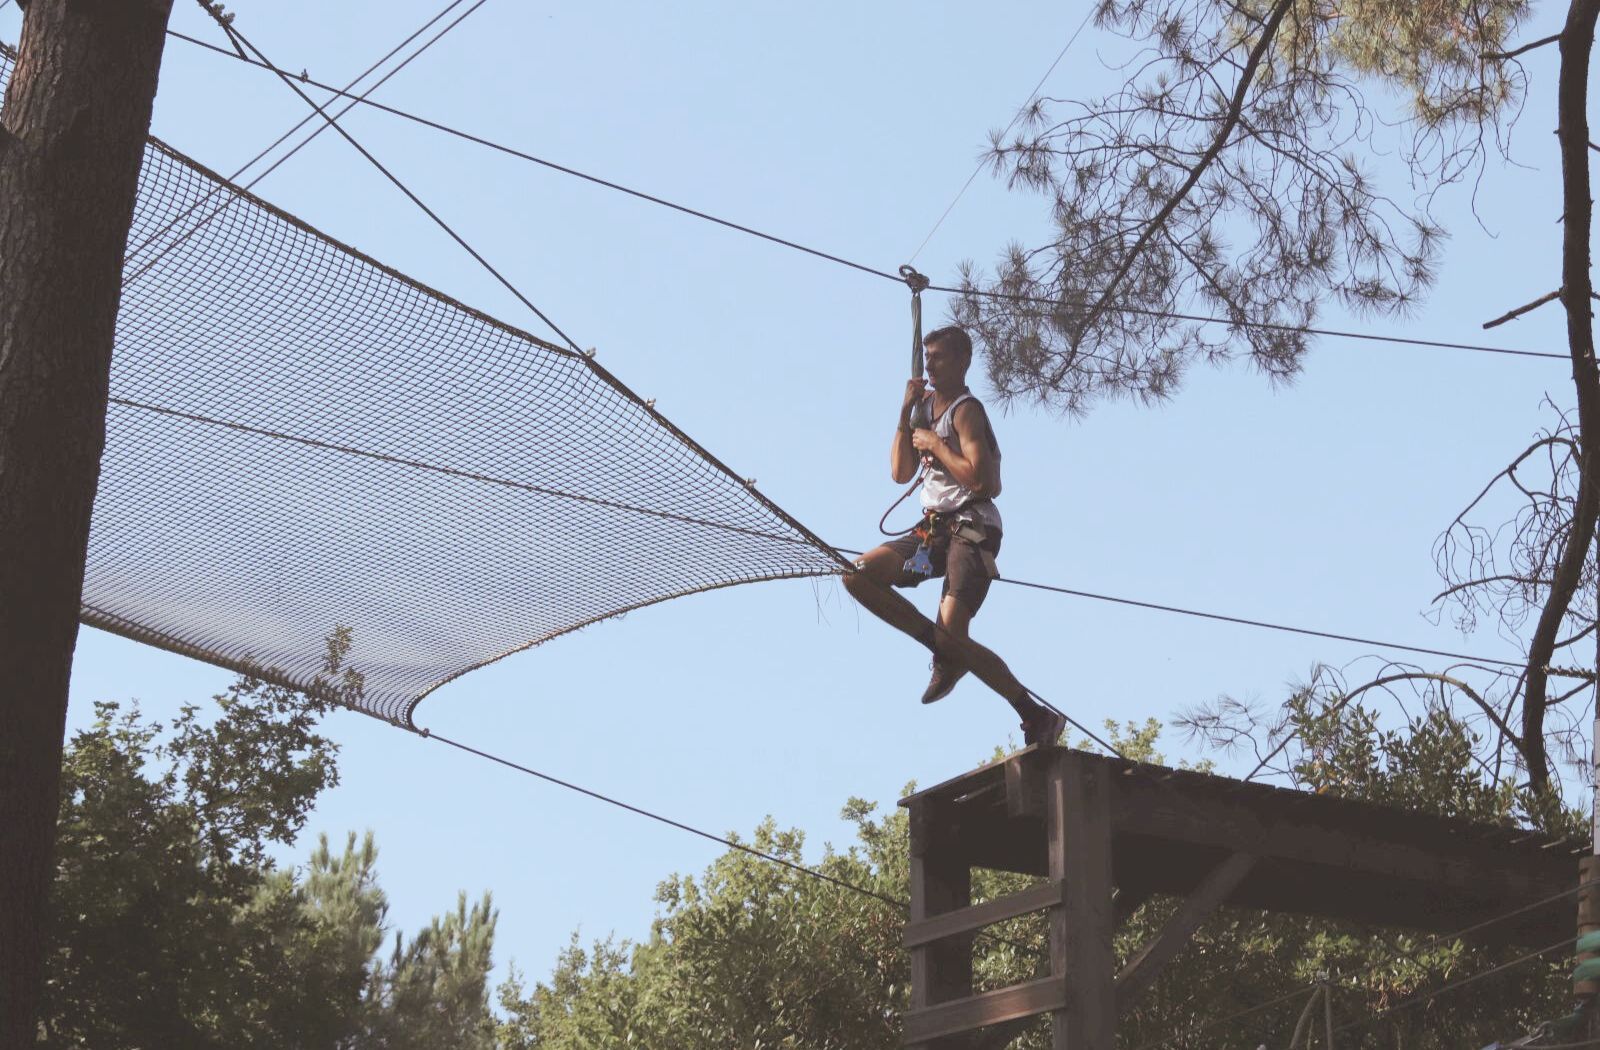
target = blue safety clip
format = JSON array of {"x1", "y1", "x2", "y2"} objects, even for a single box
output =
[{"x1": 903, "y1": 542, "x2": 934, "y2": 578}]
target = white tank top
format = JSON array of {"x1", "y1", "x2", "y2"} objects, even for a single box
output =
[{"x1": 920, "y1": 392, "x2": 1002, "y2": 530}]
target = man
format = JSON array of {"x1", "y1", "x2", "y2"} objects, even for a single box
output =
[{"x1": 844, "y1": 326, "x2": 1066, "y2": 745}]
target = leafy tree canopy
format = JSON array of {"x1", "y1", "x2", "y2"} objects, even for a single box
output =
[
  {"x1": 40, "y1": 662, "x2": 496, "y2": 1050},
  {"x1": 502, "y1": 702, "x2": 1579, "y2": 1049}
]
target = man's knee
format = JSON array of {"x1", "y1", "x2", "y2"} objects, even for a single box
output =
[{"x1": 847, "y1": 548, "x2": 900, "y2": 592}]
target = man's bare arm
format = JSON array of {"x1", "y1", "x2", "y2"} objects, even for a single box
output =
[{"x1": 911, "y1": 400, "x2": 1000, "y2": 498}]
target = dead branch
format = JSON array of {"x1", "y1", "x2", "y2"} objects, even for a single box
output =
[
  {"x1": 1070, "y1": 0, "x2": 1296, "y2": 354},
  {"x1": 1482, "y1": 32, "x2": 1563, "y2": 62},
  {"x1": 1482, "y1": 288, "x2": 1562, "y2": 329}
]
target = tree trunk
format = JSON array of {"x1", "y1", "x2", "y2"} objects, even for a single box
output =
[
  {"x1": 1527, "y1": 0, "x2": 1600, "y2": 797},
  {"x1": 0, "y1": 1, "x2": 174, "y2": 1043}
]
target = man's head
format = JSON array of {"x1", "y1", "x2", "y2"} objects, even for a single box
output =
[{"x1": 923, "y1": 326, "x2": 973, "y2": 391}]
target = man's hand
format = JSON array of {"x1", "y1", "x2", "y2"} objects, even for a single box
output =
[
  {"x1": 910, "y1": 428, "x2": 944, "y2": 457},
  {"x1": 901, "y1": 378, "x2": 928, "y2": 419}
]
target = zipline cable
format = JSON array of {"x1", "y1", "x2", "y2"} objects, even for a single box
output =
[
  {"x1": 830, "y1": 545, "x2": 1566, "y2": 676},
  {"x1": 167, "y1": 29, "x2": 1569, "y2": 365},
  {"x1": 167, "y1": 28, "x2": 903, "y2": 285},
  {"x1": 126, "y1": 0, "x2": 490, "y2": 281},
  {"x1": 192, "y1": 3, "x2": 583, "y2": 353},
  {"x1": 906, "y1": 5, "x2": 1097, "y2": 264},
  {"x1": 991, "y1": 573, "x2": 1546, "y2": 672},
  {"x1": 928, "y1": 281, "x2": 1568, "y2": 362}
]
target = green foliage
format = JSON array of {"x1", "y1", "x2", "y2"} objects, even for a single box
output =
[
  {"x1": 503, "y1": 698, "x2": 1575, "y2": 1048},
  {"x1": 367, "y1": 891, "x2": 499, "y2": 1050},
  {"x1": 499, "y1": 818, "x2": 908, "y2": 1049},
  {"x1": 40, "y1": 654, "x2": 497, "y2": 1049},
  {"x1": 959, "y1": 0, "x2": 1530, "y2": 414}
]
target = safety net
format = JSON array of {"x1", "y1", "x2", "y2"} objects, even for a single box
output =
[{"x1": 0, "y1": 47, "x2": 847, "y2": 725}]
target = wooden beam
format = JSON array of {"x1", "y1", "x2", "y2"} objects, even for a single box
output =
[
  {"x1": 1115, "y1": 852, "x2": 1258, "y2": 1012},
  {"x1": 1006, "y1": 748, "x2": 1048, "y2": 818},
  {"x1": 905, "y1": 880, "x2": 1064, "y2": 948},
  {"x1": 1053, "y1": 752, "x2": 1115, "y2": 1048},
  {"x1": 902, "y1": 976, "x2": 1067, "y2": 1044},
  {"x1": 909, "y1": 843, "x2": 972, "y2": 1050},
  {"x1": 1111, "y1": 775, "x2": 1563, "y2": 902}
]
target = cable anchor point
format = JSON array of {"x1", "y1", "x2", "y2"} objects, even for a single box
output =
[{"x1": 898, "y1": 264, "x2": 930, "y2": 296}]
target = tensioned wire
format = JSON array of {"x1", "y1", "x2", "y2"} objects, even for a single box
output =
[
  {"x1": 905, "y1": 3, "x2": 1099, "y2": 264},
  {"x1": 122, "y1": 376, "x2": 1562, "y2": 747},
  {"x1": 167, "y1": 29, "x2": 1569, "y2": 364},
  {"x1": 194, "y1": 1, "x2": 583, "y2": 352},
  {"x1": 124, "y1": 0, "x2": 495, "y2": 288},
  {"x1": 418, "y1": 727, "x2": 1057, "y2": 963}
]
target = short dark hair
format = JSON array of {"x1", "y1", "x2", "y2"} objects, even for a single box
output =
[{"x1": 923, "y1": 325, "x2": 973, "y2": 359}]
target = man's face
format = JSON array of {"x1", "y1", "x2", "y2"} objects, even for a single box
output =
[{"x1": 924, "y1": 339, "x2": 969, "y2": 390}]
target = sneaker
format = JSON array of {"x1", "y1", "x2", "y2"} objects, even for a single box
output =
[
  {"x1": 920, "y1": 660, "x2": 967, "y2": 704},
  {"x1": 1022, "y1": 706, "x2": 1067, "y2": 747}
]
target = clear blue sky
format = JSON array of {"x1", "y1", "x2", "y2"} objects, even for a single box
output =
[{"x1": 8, "y1": 0, "x2": 1585, "y2": 990}]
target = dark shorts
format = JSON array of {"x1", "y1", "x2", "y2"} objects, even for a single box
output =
[{"x1": 880, "y1": 523, "x2": 1002, "y2": 615}]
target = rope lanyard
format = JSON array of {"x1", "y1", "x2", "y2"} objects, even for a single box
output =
[
  {"x1": 901, "y1": 264, "x2": 932, "y2": 431},
  {"x1": 876, "y1": 266, "x2": 935, "y2": 537}
]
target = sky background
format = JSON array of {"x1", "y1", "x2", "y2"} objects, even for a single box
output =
[{"x1": 5, "y1": 0, "x2": 1589, "y2": 993}]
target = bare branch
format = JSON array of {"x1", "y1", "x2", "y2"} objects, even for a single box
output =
[
  {"x1": 1482, "y1": 289, "x2": 1562, "y2": 329},
  {"x1": 1071, "y1": 0, "x2": 1295, "y2": 352},
  {"x1": 1481, "y1": 33, "x2": 1563, "y2": 62}
]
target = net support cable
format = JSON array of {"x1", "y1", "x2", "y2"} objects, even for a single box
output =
[{"x1": 0, "y1": 43, "x2": 845, "y2": 725}]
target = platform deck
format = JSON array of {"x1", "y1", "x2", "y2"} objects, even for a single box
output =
[{"x1": 899, "y1": 745, "x2": 1581, "y2": 945}]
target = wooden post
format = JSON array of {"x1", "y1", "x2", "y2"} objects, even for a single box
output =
[
  {"x1": 1049, "y1": 751, "x2": 1115, "y2": 1048},
  {"x1": 908, "y1": 801, "x2": 972, "y2": 1049},
  {"x1": 0, "y1": 1, "x2": 175, "y2": 1041}
]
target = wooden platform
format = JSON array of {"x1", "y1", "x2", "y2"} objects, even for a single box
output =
[{"x1": 896, "y1": 745, "x2": 1584, "y2": 1048}]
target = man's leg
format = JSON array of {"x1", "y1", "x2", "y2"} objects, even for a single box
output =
[
  {"x1": 931, "y1": 593, "x2": 1041, "y2": 723},
  {"x1": 844, "y1": 546, "x2": 1032, "y2": 708}
]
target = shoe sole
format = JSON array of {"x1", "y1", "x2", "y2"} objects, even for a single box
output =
[{"x1": 921, "y1": 670, "x2": 968, "y2": 704}]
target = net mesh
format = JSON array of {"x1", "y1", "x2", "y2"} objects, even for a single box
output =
[{"x1": 0, "y1": 48, "x2": 845, "y2": 725}]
